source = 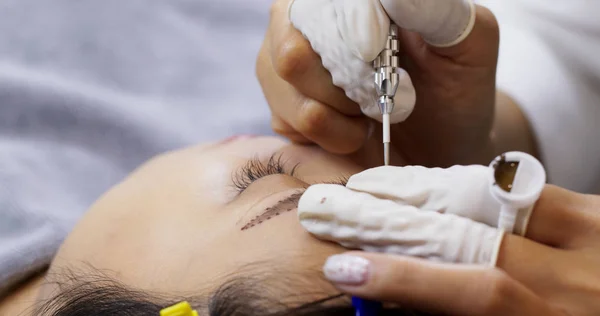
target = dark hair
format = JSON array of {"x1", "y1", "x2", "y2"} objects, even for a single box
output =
[{"x1": 31, "y1": 266, "x2": 431, "y2": 316}]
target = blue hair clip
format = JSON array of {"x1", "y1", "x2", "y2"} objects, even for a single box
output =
[{"x1": 352, "y1": 297, "x2": 381, "y2": 316}]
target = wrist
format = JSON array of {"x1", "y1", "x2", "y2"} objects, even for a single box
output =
[{"x1": 489, "y1": 91, "x2": 541, "y2": 161}]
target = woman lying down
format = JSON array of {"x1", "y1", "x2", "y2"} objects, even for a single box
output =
[
  {"x1": 0, "y1": 135, "x2": 551, "y2": 315},
  {"x1": 0, "y1": 136, "x2": 417, "y2": 315}
]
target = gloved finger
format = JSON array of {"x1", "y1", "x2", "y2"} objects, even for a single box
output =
[
  {"x1": 257, "y1": 36, "x2": 370, "y2": 154},
  {"x1": 346, "y1": 165, "x2": 502, "y2": 227},
  {"x1": 300, "y1": 183, "x2": 567, "y2": 301},
  {"x1": 346, "y1": 166, "x2": 594, "y2": 249},
  {"x1": 289, "y1": 0, "x2": 417, "y2": 124},
  {"x1": 269, "y1": 0, "x2": 362, "y2": 116},
  {"x1": 324, "y1": 253, "x2": 561, "y2": 316},
  {"x1": 298, "y1": 184, "x2": 504, "y2": 265},
  {"x1": 331, "y1": 0, "x2": 389, "y2": 61},
  {"x1": 380, "y1": 0, "x2": 476, "y2": 48},
  {"x1": 271, "y1": 115, "x2": 312, "y2": 145}
]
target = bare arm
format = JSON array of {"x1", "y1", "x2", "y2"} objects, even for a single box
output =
[
  {"x1": 467, "y1": 90, "x2": 540, "y2": 166},
  {"x1": 489, "y1": 90, "x2": 540, "y2": 160},
  {"x1": 346, "y1": 90, "x2": 540, "y2": 169}
]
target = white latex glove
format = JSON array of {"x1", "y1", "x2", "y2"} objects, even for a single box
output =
[
  {"x1": 298, "y1": 164, "x2": 536, "y2": 266},
  {"x1": 289, "y1": 0, "x2": 475, "y2": 123}
]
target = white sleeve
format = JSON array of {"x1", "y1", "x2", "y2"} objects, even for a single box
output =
[{"x1": 478, "y1": 0, "x2": 600, "y2": 193}]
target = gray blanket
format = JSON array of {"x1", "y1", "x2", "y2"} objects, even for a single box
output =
[
  {"x1": 0, "y1": 0, "x2": 274, "y2": 295},
  {"x1": 3, "y1": 0, "x2": 600, "y2": 298}
]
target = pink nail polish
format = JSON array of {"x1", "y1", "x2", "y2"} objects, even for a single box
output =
[{"x1": 323, "y1": 254, "x2": 370, "y2": 285}]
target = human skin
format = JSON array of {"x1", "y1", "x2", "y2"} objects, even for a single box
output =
[
  {"x1": 1, "y1": 135, "x2": 599, "y2": 315},
  {"x1": 258, "y1": 0, "x2": 539, "y2": 167},
  {"x1": 0, "y1": 136, "x2": 381, "y2": 314}
]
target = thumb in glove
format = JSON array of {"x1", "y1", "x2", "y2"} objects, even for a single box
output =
[
  {"x1": 289, "y1": 0, "x2": 416, "y2": 123},
  {"x1": 288, "y1": 0, "x2": 476, "y2": 123}
]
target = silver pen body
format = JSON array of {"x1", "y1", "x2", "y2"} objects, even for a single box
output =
[{"x1": 374, "y1": 24, "x2": 401, "y2": 166}]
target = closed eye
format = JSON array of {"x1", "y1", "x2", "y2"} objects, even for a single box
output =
[
  {"x1": 231, "y1": 153, "x2": 351, "y2": 194},
  {"x1": 231, "y1": 153, "x2": 299, "y2": 193}
]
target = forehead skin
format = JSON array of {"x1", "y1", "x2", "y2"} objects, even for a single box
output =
[{"x1": 45, "y1": 136, "x2": 363, "y2": 297}]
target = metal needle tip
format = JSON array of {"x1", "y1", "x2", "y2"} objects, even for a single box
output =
[{"x1": 384, "y1": 142, "x2": 390, "y2": 166}]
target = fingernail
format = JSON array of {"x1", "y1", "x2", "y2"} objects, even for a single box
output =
[{"x1": 323, "y1": 254, "x2": 370, "y2": 285}]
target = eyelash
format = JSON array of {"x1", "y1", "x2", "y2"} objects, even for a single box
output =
[
  {"x1": 323, "y1": 176, "x2": 350, "y2": 186},
  {"x1": 232, "y1": 153, "x2": 299, "y2": 193},
  {"x1": 231, "y1": 153, "x2": 351, "y2": 193}
]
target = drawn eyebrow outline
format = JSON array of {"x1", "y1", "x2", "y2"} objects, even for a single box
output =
[
  {"x1": 240, "y1": 176, "x2": 349, "y2": 231},
  {"x1": 241, "y1": 190, "x2": 305, "y2": 231}
]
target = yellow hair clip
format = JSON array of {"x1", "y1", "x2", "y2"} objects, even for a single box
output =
[{"x1": 160, "y1": 301, "x2": 199, "y2": 316}]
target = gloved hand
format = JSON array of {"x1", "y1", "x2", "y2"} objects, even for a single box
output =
[
  {"x1": 311, "y1": 185, "x2": 600, "y2": 315},
  {"x1": 298, "y1": 163, "x2": 535, "y2": 265},
  {"x1": 257, "y1": 0, "x2": 499, "y2": 165},
  {"x1": 289, "y1": 0, "x2": 476, "y2": 122}
]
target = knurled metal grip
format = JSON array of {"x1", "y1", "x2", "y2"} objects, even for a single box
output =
[
  {"x1": 374, "y1": 24, "x2": 400, "y2": 114},
  {"x1": 373, "y1": 24, "x2": 399, "y2": 68}
]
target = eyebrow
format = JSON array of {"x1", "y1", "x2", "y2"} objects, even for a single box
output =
[{"x1": 240, "y1": 190, "x2": 305, "y2": 231}]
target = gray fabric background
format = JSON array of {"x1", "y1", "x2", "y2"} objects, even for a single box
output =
[
  {"x1": 3, "y1": 0, "x2": 600, "y2": 299},
  {"x1": 0, "y1": 0, "x2": 274, "y2": 295}
]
